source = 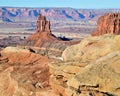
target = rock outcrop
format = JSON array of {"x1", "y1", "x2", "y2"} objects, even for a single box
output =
[
  {"x1": 0, "y1": 47, "x2": 58, "y2": 96},
  {"x1": 92, "y1": 13, "x2": 120, "y2": 36},
  {"x1": 22, "y1": 14, "x2": 80, "y2": 57},
  {"x1": 23, "y1": 14, "x2": 58, "y2": 47},
  {"x1": 62, "y1": 34, "x2": 120, "y2": 62},
  {"x1": 21, "y1": 14, "x2": 61, "y2": 57},
  {"x1": 36, "y1": 14, "x2": 51, "y2": 33},
  {"x1": 49, "y1": 34, "x2": 120, "y2": 96}
]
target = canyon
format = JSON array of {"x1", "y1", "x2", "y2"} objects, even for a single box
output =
[
  {"x1": 0, "y1": 12, "x2": 120, "y2": 96},
  {"x1": 0, "y1": 7, "x2": 120, "y2": 34}
]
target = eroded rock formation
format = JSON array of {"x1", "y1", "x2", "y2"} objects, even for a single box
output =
[
  {"x1": 0, "y1": 47, "x2": 58, "y2": 96},
  {"x1": 23, "y1": 14, "x2": 57, "y2": 46},
  {"x1": 22, "y1": 14, "x2": 80, "y2": 57},
  {"x1": 49, "y1": 34, "x2": 120, "y2": 96},
  {"x1": 21, "y1": 14, "x2": 61, "y2": 57},
  {"x1": 37, "y1": 14, "x2": 51, "y2": 33},
  {"x1": 92, "y1": 13, "x2": 120, "y2": 36}
]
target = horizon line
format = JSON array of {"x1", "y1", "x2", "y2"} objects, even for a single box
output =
[{"x1": 0, "y1": 6, "x2": 120, "y2": 10}]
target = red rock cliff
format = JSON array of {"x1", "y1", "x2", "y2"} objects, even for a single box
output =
[
  {"x1": 37, "y1": 14, "x2": 51, "y2": 33},
  {"x1": 92, "y1": 13, "x2": 120, "y2": 36}
]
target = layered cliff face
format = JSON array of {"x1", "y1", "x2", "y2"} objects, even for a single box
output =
[
  {"x1": 0, "y1": 7, "x2": 111, "y2": 21},
  {"x1": 92, "y1": 13, "x2": 120, "y2": 36},
  {"x1": 49, "y1": 34, "x2": 120, "y2": 96},
  {"x1": 0, "y1": 7, "x2": 120, "y2": 21}
]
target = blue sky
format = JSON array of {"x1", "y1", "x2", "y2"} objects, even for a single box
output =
[{"x1": 0, "y1": 0, "x2": 120, "y2": 9}]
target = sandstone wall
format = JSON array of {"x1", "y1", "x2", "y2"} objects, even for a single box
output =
[
  {"x1": 92, "y1": 13, "x2": 120, "y2": 36},
  {"x1": 37, "y1": 14, "x2": 51, "y2": 33}
]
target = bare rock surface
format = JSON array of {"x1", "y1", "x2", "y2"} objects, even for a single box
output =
[
  {"x1": 49, "y1": 34, "x2": 120, "y2": 96},
  {"x1": 62, "y1": 34, "x2": 120, "y2": 62},
  {"x1": 0, "y1": 46, "x2": 58, "y2": 96},
  {"x1": 92, "y1": 13, "x2": 120, "y2": 36}
]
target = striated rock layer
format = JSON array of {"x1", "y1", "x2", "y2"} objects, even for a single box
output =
[
  {"x1": 92, "y1": 13, "x2": 120, "y2": 36},
  {"x1": 49, "y1": 34, "x2": 120, "y2": 96},
  {"x1": 0, "y1": 47, "x2": 59, "y2": 96}
]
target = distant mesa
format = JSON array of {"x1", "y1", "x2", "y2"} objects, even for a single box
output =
[
  {"x1": 92, "y1": 13, "x2": 120, "y2": 36},
  {"x1": 2, "y1": 17, "x2": 13, "y2": 22}
]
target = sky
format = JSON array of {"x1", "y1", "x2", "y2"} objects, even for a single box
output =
[{"x1": 0, "y1": 0, "x2": 120, "y2": 9}]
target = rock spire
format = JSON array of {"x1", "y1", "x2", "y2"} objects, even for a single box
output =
[{"x1": 37, "y1": 14, "x2": 51, "y2": 33}]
